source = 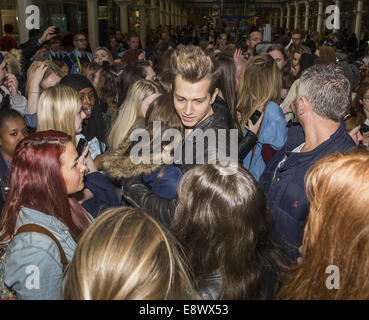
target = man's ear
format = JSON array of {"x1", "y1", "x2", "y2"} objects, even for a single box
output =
[
  {"x1": 210, "y1": 88, "x2": 219, "y2": 104},
  {"x1": 299, "y1": 96, "x2": 311, "y2": 115}
]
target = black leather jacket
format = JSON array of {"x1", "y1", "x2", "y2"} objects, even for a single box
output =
[{"x1": 121, "y1": 101, "x2": 258, "y2": 228}]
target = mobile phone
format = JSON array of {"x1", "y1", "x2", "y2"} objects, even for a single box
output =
[
  {"x1": 250, "y1": 109, "x2": 262, "y2": 125},
  {"x1": 76, "y1": 138, "x2": 88, "y2": 157},
  {"x1": 52, "y1": 27, "x2": 60, "y2": 35}
]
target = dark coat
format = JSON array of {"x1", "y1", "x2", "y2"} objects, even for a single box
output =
[
  {"x1": 118, "y1": 101, "x2": 258, "y2": 228},
  {"x1": 82, "y1": 171, "x2": 120, "y2": 218},
  {"x1": 259, "y1": 122, "x2": 356, "y2": 261}
]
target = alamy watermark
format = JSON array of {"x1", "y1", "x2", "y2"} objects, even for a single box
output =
[
  {"x1": 325, "y1": 265, "x2": 340, "y2": 290},
  {"x1": 128, "y1": 121, "x2": 240, "y2": 175},
  {"x1": 325, "y1": 5, "x2": 340, "y2": 30},
  {"x1": 25, "y1": 5, "x2": 40, "y2": 30},
  {"x1": 25, "y1": 265, "x2": 40, "y2": 290}
]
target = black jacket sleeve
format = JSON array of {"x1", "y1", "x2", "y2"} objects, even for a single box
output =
[
  {"x1": 238, "y1": 129, "x2": 258, "y2": 161},
  {"x1": 122, "y1": 175, "x2": 177, "y2": 228},
  {"x1": 20, "y1": 38, "x2": 43, "y2": 76}
]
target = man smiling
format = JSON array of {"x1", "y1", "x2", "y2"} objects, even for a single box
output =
[{"x1": 115, "y1": 46, "x2": 258, "y2": 226}]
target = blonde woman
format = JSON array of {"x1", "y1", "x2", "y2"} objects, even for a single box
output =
[
  {"x1": 37, "y1": 85, "x2": 119, "y2": 217},
  {"x1": 237, "y1": 53, "x2": 287, "y2": 180},
  {"x1": 107, "y1": 79, "x2": 162, "y2": 151},
  {"x1": 63, "y1": 207, "x2": 196, "y2": 300},
  {"x1": 93, "y1": 46, "x2": 113, "y2": 66},
  {"x1": 37, "y1": 85, "x2": 86, "y2": 147},
  {"x1": 278, "y1": 149, "x2": 369, "y2": 299}
]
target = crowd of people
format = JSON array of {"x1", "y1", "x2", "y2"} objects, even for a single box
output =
[{"x1": 0, "y1": 20, "x2": 368, "y2": 300}]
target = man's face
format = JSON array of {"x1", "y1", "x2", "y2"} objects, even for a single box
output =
[
  {"x1": 40, "y1": 72, "x2": 61, "y2": 89},
  {"x1": 292, "y1": 33, "x2": 302, "y2": 46},
  {"x1": 173, "y1": 75, "x2": 217, "y2": 129},
  {"x1": 128, "y1": 36, "x2": 139, "y2": 50},
  {"x1": 0, "y1": 60, "x2": 6, "y2": 84},
  {"x1": 74, "y1": 35, "x2": 88, "y2": 51},
  {"x1": 247, "y1": 31, "x2": 262, "y2": 51}
]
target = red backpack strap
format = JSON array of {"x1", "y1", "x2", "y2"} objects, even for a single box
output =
[{"x1": 15, "y1": 224, "x2": 68, "y2": 272}]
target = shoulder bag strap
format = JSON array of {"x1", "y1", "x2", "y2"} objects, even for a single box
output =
[{"x1": 15, "y1": 224, "x2": 68, "y2": 272}]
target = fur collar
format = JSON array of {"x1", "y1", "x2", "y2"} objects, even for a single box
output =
[{"x1": 103, "y1": 121, "x2": 174, "y2": 179}]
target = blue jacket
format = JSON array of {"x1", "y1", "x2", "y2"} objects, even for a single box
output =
[
  {"x1": 259, "y1": 122, "x2": 356, "y2": 261},
  {"x1": 243, "y1": 101, "x2": 287, "y2": 181},
  {"x1": 3, "y1": 207, "x2": 91, "y2": 299},
  {"x1": 47, "y1": 49, "x2": 67, "y2": 62},
  {"x1": 82, "y1": 171, "x2": 120, "y2": 218},
  {"x1": 141, "y1": 165, "x2": 182, "y2": 200}
]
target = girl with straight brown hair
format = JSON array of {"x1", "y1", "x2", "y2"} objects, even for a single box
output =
[{"x1": 172, "y1": 163, "x2": 288, "y2": 300}]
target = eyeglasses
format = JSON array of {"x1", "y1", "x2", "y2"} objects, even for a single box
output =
[
  {"x1": 292, "y1": 38, "x2": 301, "y2": 41},
  {"x1": 75, "y1": 38, "x2": 87, "y2": 42},
  {"x1": 363, "y1": 95, "x2": 369, "y2": 101}
]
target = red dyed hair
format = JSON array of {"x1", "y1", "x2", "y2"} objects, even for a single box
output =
[
  {"x1": 0, "y1": 130, "x2": 91, "y2": 240},
  {"x1": 121, "y1": 49, "x2": 143, "y2": 65}
]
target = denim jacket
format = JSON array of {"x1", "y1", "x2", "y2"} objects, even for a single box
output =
[
  {"x1": 243, "y1": 101, "x2": 287, "y2": 181},
  {"x1": 3, "y1": 207, "x2": 78, "y2": 300}
]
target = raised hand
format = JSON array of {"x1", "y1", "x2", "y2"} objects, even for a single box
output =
[
  {"x1": 3, "y1": 73, "x2": 19, "y2": 97},
  {"x1": 39, "y1": 26, "x2": 56, "y2": 44}
]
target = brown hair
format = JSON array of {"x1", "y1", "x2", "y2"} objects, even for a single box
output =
[
  {"x1": 278, "y1": 149, "x2": 369, "y2": 299},
  {"x1": 142, "y1": 93, "x2": 184, "y2": 181},
  {"x1": 351, "y1": 82, "x2": 369, "y2": 119},
  {"x1": 172, "y1": 163, "x2": 287, "y2": 299},
  {"x1": 121, "y1": 49, "x2": 143, "y2": 65},
  {"x1": 237, "y1": 53, "x2": 282, "y2": 127},
  {"x1": 317, "y1": 45, "x2": 336, "y2": 64},
  {"x1": 81, "y1": 62, "x2": 103, "y2": 89},
  {"x1": 156, "y1": 71, "x2": 172, "y2": 93}
]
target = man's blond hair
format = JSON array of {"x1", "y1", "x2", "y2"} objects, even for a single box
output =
[{"x1": 170, "y1": 45, "x2": 219, "y2": 95}]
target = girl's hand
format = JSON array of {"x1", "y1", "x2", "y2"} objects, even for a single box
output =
[
  {"x1": 3, "y1": 74, "x2": 19, "y2": 97},
  {"x1": 245, "y1": 112, "x2": 264, "y2": 135},
  {"x1": 29, "y1": 63, "x2": 48, "y2": 89}
]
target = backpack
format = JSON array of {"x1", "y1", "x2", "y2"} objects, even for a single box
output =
[{"x1": 0, "y1": 224, "x2": 68, "y2": 300}]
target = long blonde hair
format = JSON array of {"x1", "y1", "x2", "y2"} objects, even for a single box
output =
[
  {"x1": 63, "y1": 207, "x2": 196, "y2": 300},
  {"x1": 107, "y1": 79, "x2": 162, "y2": 150},
  {"x1": 236, "y1": 53, "x2": 282, "y2": 128},
  {"x1": 37, "y1": 85, "x2": 80, "y2": 146},
  {"x1": 278, "y1": 149, "x2": 369, "y2": 300}
]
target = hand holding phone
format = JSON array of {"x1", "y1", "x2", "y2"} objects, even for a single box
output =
[
  {"x1": 76, "y1": 138, "x2": 88, "y2": 157},
  {"x1": 250, "y1": 109, "x2": 262, "y2": 125}
]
